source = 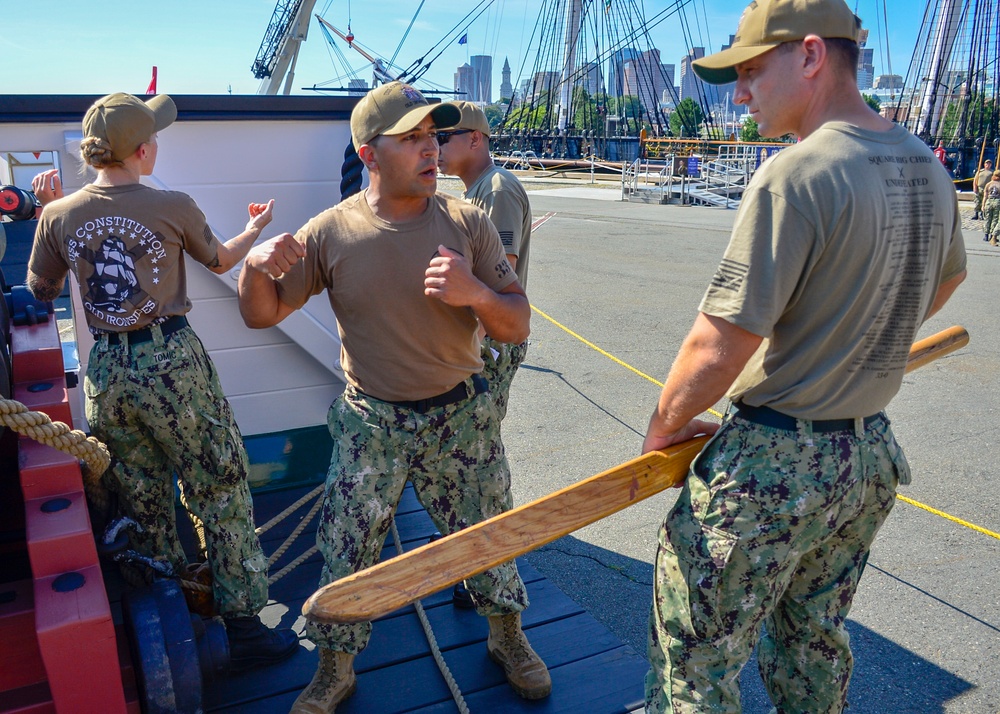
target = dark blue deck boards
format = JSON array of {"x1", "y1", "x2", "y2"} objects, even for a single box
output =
[
  {"x1": 204, "y1": 483, "x2": 648, "y2": 713},
  {"x1": 97, "y1": 482, "x2": 646, "y2": 712}
]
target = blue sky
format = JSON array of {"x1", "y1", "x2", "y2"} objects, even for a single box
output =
[{"x1": 4, "y1": 0, "x2": 921, "y2": 97}]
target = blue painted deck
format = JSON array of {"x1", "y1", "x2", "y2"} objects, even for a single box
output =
[{"x1": 202, "y1": 483, "x2": 648, "y2": 713}]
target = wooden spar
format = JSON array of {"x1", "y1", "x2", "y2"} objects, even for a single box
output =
[
  {"x1": 903, "y1": 325, "x2": 968, "y2": 374},
  {"x1": 304, "y1": 437, "x2": 708, "y2": 624},
  {"x1": 304, "y1": 325, "x2": 969, "y2": 625}
]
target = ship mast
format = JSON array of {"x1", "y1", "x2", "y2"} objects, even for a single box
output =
[
  {"x1": 915, "y1": 0, "x2": 966, "y2": 139},
  {"x1": 556, "y1": 0, "x2": 584, "y2": 132}
]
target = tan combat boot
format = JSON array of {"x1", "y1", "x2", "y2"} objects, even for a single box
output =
[
  {"x1": 487, "y1": 613, "x2": 552, "y2": 699},
  {"x1": 289, "y1": 648, "x2": 357, "y2": 714}
]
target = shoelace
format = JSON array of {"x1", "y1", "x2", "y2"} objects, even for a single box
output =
[{"x1": 501, "y1": 619, "x2": 534, "y2": 663}]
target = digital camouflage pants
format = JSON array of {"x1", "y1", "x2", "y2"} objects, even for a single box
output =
[
  {"x1": 481, "y1": 336, "x2": 528, "y2": 421},
  {"x1": 307, "y1": 377, "x2": 529, "y2": 654},
  {"x1": 983, "y1": 197, "x2": 1000, "y2": 241},
  {"x1": 646, "y1": 413, "x2": 909, "y2": 714},
  {"x1": 85, "y1": 325, "x2": 268, "y2": 617}
]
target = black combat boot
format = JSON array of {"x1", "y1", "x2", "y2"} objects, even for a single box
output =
[{"x1": 225, "y1": 615, "x2": 298, "y2": 671}]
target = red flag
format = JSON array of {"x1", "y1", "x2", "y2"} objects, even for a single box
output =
[{"x1": 146, "y1": 66, "x2": 158, "y2": 95}]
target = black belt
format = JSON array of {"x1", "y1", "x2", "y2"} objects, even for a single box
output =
[
  {"x1": 100, "y1": 315, "x2": 189, "y2": 346},
  {"x1": 371, "y1": 374, "x2": 488, "y2": 413},
  {"x1": 733, "y1": 402, "x2": 882, "y2": 434}
]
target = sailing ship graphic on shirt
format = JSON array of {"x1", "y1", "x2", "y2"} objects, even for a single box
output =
[
  {"x1": 68, "y1": 217, "x2": 166, "y2": 325},
  {"x1": 87, "y1": 235, "x2": 139, "y2": 314}
]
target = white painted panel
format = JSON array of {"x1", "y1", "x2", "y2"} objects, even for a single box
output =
[
  {"x1": 228, "y1": 384, "x2": 341, "y2": 435},
  {"x1": 210, "y1": 342, "x2": 341, "y2": 398}
]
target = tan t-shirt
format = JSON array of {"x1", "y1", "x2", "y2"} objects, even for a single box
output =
[
  {"x1": 28, "y1": 184, "x2": 221, "y2": 332},
  {"x1": 464, "y1": 165, "x2": 532, "y2": 289},
  {"x1": 275, "y1": 191, "x2": 516, "y2": 402},
  {"x1": 701, "y1": 122, "x2": 967, "y2": 419},
  {"x1": 976, "y1": 168, "x2": 993, "y2": 192}
]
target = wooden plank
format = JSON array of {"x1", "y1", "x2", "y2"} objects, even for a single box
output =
[
  {"x1": 304, "y1": 325, "x2": 972, "y2": 625},
  {"x1": 304, "y1": 436, "x2": 709, "y2": 625}
]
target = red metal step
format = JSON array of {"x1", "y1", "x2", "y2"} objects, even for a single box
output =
[{"x1": 0, "y1": 579, "x2": 46, "y2": 692}]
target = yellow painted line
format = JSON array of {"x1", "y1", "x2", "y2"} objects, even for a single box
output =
[
  {"x1": 531, "y1": 303, "x2": 999, "y2": 541},
  {"x1": 530, "y1": 304, "x2": 724, "y2": 418},
  {"x1": 896, "y1": 494, "x2": 1000, "y2": 540}
]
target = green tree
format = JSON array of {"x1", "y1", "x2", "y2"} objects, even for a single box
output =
[
  {"x1": 605, "y1": 95, "x2": 643, "y2": 134},
  {"x1": 506, "y1": 98, "x2": 550, "y2": 131},
  {"x1": 862, "y1": 93, "x2": 881, "y2": 113},
  {"x1": 669, "y1": 98, "x2": 704, "y2": 138},
  {"x1": 740, "y1": 115, "x2": 761, "y2": 142},
  {"x1": 570, "y1": 87, "x2": 603, "y2": 133},
  {"x1": 483, "y1": 104, "x2": 503, "y2": 130}
]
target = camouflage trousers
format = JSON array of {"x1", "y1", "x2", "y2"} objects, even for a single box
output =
[
  {"x1": 85, "y1": 325, "x2": 268, "y2": 617},
  {"x1": 481, "y1": 337, "x2": 528, "y2": 421},
  {"x1": 983, "y1": 197, "x2": 1000, "y2": 239},
  {"x1": 307, "y1": 377, "x2": 529, "y2": 654},
  {"x1": 645, "y1": 412, "x2": 909, "y2": 714}
]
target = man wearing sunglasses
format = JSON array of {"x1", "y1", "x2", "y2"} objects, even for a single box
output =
[
  {"x1": 437, "y1": 101, "x2": 532, "y2": 423},
  {"x1": 238, "y1": 82, "x2": 550, "y2": 713}
]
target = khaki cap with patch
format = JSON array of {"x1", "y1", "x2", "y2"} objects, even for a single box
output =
[
  {"x1": 692, "y1": 0, "x2": 861, "y2": 85},
  {"x1": 83, "y1": 93, "x2": 177, "y2": 161},
  {"x1": 351, "y1": 82, "x2": 460, "y2": 150},
  {"x1": 447, "y1": 101, "x2": 491, "y2": 137}
]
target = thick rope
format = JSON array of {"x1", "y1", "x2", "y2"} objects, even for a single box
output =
[
  {"x1": 390, "y1": 516, "x2": 471, "y2": 714},
  {"x1": 267, "y1": 493, "x2": 324, "y2": 569},
  {"x1": 0, "y1": 396, "x2": 110, "y2": 476},
  {"x1": 256, "y1": 484, "x2": 324, "y2": 537}
]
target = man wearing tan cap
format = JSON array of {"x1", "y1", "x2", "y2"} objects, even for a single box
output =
[
  {"x1": 437, "y1": 100, "x2": 532, "y2": 422},
  {"x1": 640, "y1": 1, "x2": 966, "y2": 711},
  {"x1": 238, "y1": 81, "x2": 550, "y2": 713}
]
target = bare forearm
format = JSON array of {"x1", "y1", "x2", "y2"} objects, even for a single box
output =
[
  {"x1": 237, "y1": 265, "x2": 290, "y2": 328},
  {"x1": 27, "y1": 270, "x2": 65, "y2": 302},
  {"x1": 925, "y1": 269, "x2": 966, "y2": 320},
  {"x1": 647, "y1": 314, "x2": 763, "y2": 443},
  {"x1": 210, "y1": 226, "x2": 264, "y2": 274},
  {"x1": 475, "y1": 291, "x2": 530, "y2": 344}
]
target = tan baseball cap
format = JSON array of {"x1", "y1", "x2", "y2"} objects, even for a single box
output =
[
  {"x1": 447, "y1": 101, "x2": 492, "y2": 137},
  {"x1": 351, "y1": 82, "x2": 460, "y2": 150},
  {"x1": 83, "y1": 93, "x2": 177, "y2": 161},
  {"x1": 692, "y1": 0, "x2": 861, "y2": 85}
]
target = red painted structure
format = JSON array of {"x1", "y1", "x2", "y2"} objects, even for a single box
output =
[{"x1": 0, "y1": 315, "x2": 137, "y2": 713}]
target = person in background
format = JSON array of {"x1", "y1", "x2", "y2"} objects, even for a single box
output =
[
  {"x1": 27, "y1": 92, "x2": 297, "y2": 671},
  {"x1": 640, "y1": 1, "x2": 966, "y2": 711},
  {"x1": 436, "y1": 100, "x2": 532, "y2": 422},
  {"x1": 974, "y1": 159, "x2": 994, "y2": 222},
  {"x1": 982, "y1": 169, "x2": 1000, "y2": 246}
]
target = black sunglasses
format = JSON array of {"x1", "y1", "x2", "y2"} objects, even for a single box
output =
[{"x1": 436, "y1": 129, "x2": 472, "y2": 145}]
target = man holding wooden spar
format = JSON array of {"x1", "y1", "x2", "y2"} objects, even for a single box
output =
[
  {"x1": 237, "y1": 82, "x2": 550, "y2": 713},
  {"x1": 641, "y1": 1, "x2": 967, "y2": 712}
]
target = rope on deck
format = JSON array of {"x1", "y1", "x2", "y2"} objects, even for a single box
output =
[{"x1": 390, "y1": 515, "x2": 471, "y2": 714}]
